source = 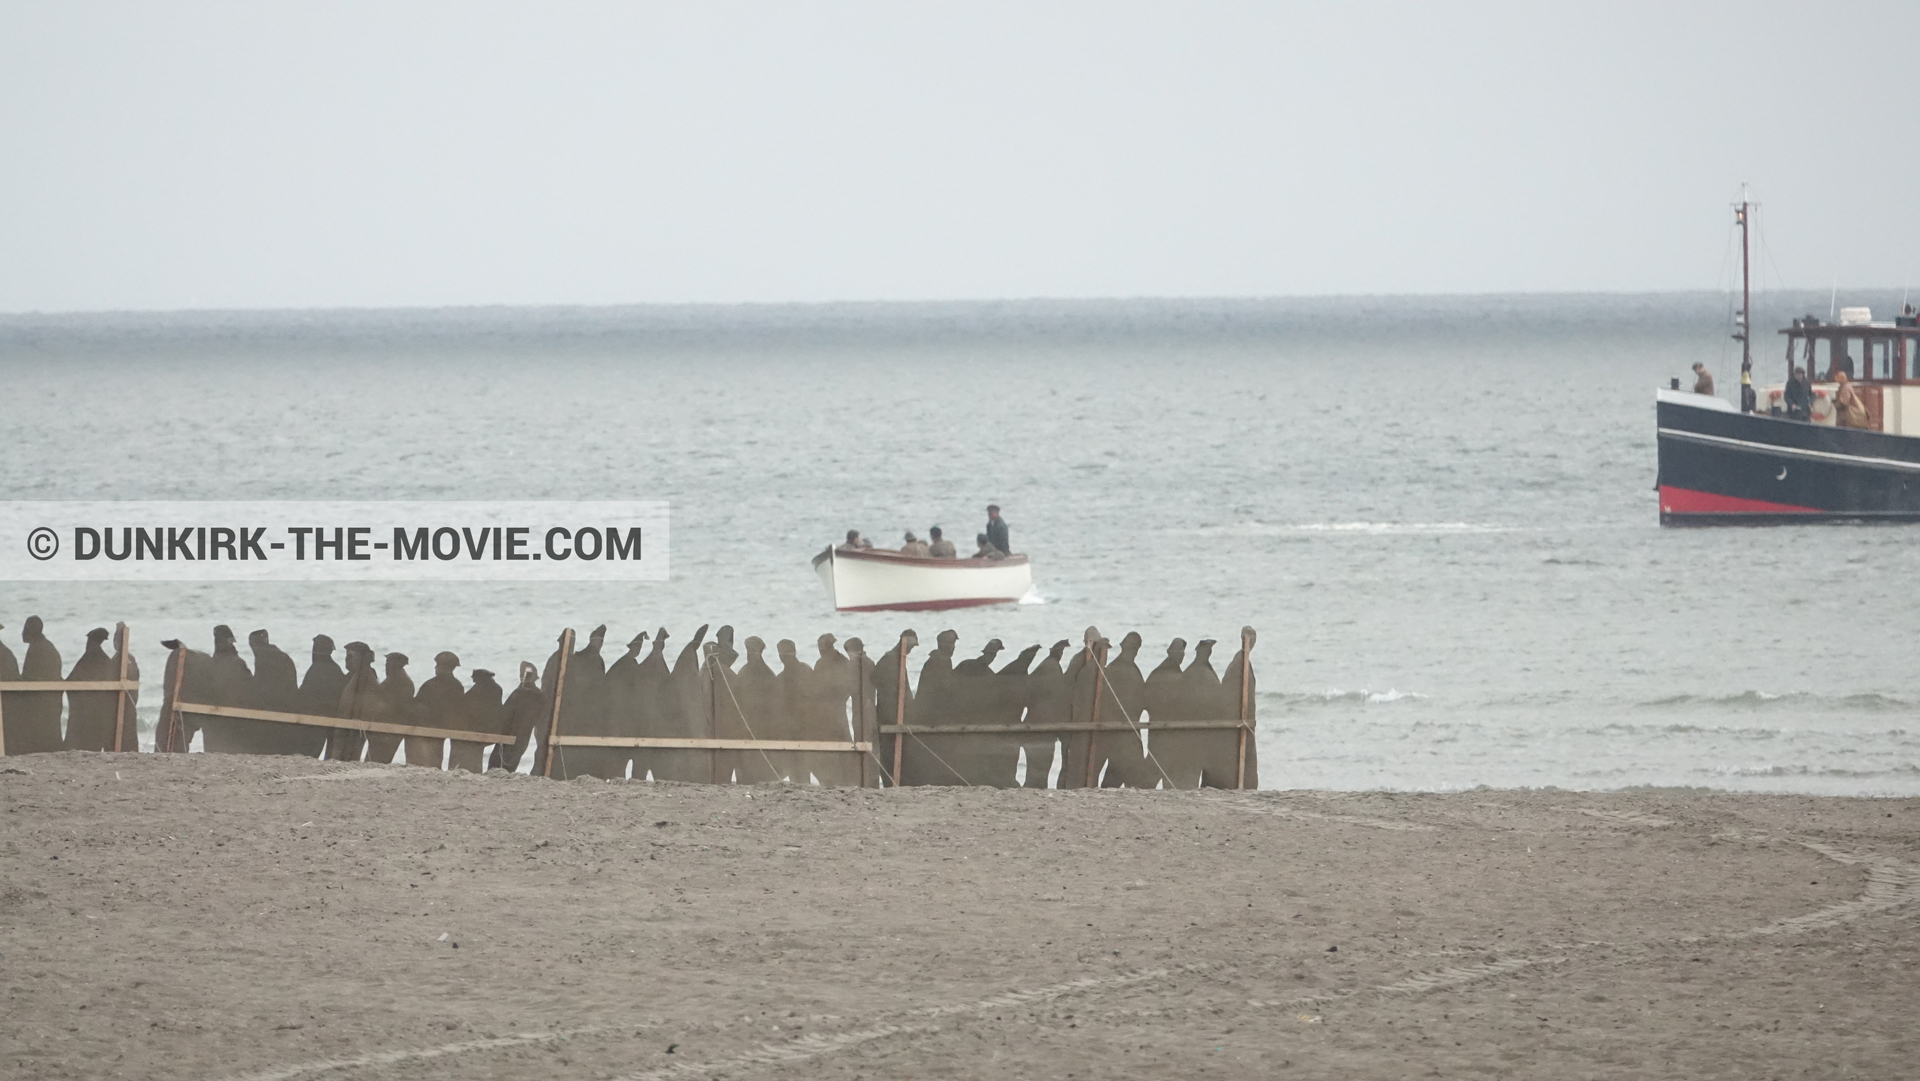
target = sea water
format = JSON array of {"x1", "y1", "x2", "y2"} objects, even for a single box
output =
[{"x1": 3, "y1": 292, "x2": 1916, "y2": 795}]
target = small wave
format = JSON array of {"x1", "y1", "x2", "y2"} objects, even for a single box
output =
[
  {"x1": 1272, "y1": 688, "x2": 1431, "y2": 706},
  {"x1": 1635, "y1": 690, "x2": 1910, "y2": 711},
  {"x1": 1701, "y1": 763, "x2": 1920, "y2": 779},
  {"x1": 1017, "y1": 588, "x2": 1051, "y2": 605},
  {"x1": 1194, "y1": 521, "x2": 1518, "y2": 537}
]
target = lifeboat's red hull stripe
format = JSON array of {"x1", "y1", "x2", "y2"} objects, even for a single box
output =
[
  {"x1": 837, "y1": 597, "x2": 1018, "y2": 613},
  {"x1": 1657, "y1": 485, "x2": 1820, "y2": 516}
]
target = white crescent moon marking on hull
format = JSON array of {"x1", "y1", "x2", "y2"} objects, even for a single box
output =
[{"x1": 1777, "y1": 467, "x2": 1788, "y2": 480}]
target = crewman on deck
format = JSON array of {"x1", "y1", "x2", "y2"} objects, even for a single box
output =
[
  {"x1": 972, "y1": 533, "x2": 1006, "y2": 560},
  {"x1": 1785, "y1": 367, "x2": 1813, "y2": 421},
  {"x1": 900, "y1": 531, "x2": 931, "y2": 558},
  {"x1": 843, "y1": 530, "x2": 873, "y2": 549},
  {"x1": 927, "y1": 526, "x2": 956, "y2": 558},
  {"x1": 1834, "y1": 371, "x2": 1870, "y2": 429},
  {"x1": 1691, "y1": 363, "x2": 1715, "y2": 396},
  {"x1": 985, "y1": 505, "x2": 1010, "y2": 555}
]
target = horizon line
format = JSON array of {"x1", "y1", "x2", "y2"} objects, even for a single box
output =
[{"x1": 2, "y1": 285, "x2": 1911, "y2": 321}]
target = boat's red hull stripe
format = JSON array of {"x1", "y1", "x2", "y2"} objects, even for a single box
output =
[
  {"x1": 836, "y1": 597, "x2": 1020, "y2": 613},
  {"x1": 1657, "y1": 485, "x2": 1820, "y2": 516}
]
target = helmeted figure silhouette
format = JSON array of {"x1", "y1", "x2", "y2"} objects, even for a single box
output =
[
  {"x1": 64, "y1": 628, "x2": 120, "y2": 752},
  {"x1": 1213, "y1": 628, "x2": 1259, "y2": 789},
  {"x1": 717, "y1": 636, "x2": 781, "y2": 783},
  {"x1": 299, "y1": 636, "x2": 351, "y2": 760},
  {"x1": 200, "y1": 626, "x2": 262, "y2": 755},
  {"x1": 604, "y1": 631, "x2": 649, "y2": 781},
  {"x1": 755, "y1": 639, "x2": 811, "y2": 782},
  {"x1": 975, "y1": 642, "x2": 1039, "y2": 787},
  {"x1": 1098, "y1": 632, "x2": 1153, "y2": 788},
  {"x1": 490, "y1": 662, "x2": 544, "y2": 772},
  {"x1": 1058, "y1": 628, "x2": 1108, "y2": 789},
  {"x1": 363, "y1": 652, "x2": 415, "y2": 764},
  {"x1": 249, "y1": 629, "x2": 310, "y2": 756},
  {"x1": 7, "y1": 617, "x2": 65, "y2": 754},
  {"x1": 1180, "y1": 640, "x2": 1235, "y2": 787},
  {"x1": 156, "y1": 638, "x2": 213, "y2": 754},
  {"x1": 452, "y1": 668, "x2": 505, "y2": 773},
  {"x1": 800, "y1": 633, "x2": 860, "y2": 786},
  {"x1": 328, "y1": 642, "x2": 378, "y2": 763},
  {"x1": 625, "y1": 631, "x2": 674, "y2": 781},
  {"x1": 552, "y1": 626, "x2": 614, "y2": 779},
  {"x1": 408, "y1": 651, "x2": 465, "y2": 770},
  {"x1": 874, "y1": 630, "x2": 917, "y2": 785},
  {"x1": 646, "y1": 624, "x2": 712, "y2": 783},
  {"x1": 1141, "y1": 638, "x2": 1200, "y2": 788},
  {"x1": 1018, "y1": 640, "x2": 1071, "y2": 788}
]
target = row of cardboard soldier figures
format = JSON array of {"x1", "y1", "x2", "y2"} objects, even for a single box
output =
[
  {"x1": 151, "y1": 625, "x2": 546, "y2": 772},
  {"x1": 0, "y1": 619, "x2": 141, "y2": 754},
  {"x1": 873, "y1": 626, "x2": 1258, "y2": 790},
  {"x1": 3, "y1": 617, "x2": 1256, "y2": 789},
  {"x1": 532, "y1": 622, "x2": 1257, "y2": 789}
]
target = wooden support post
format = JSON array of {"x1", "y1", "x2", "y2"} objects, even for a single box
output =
[
  {"x1": 891, "y1": 631, "x2": 909, "y2": 788},
  {"x1": 540, "y1": 628, "x2": 575, "y2": 779},
  {"x1": 111, "y1": 622, "x2": 132, "y2": 753},
  {"x1": 1235, "y1": 627, "x2": 1254, "y2": 791},
  {"x1": 1082, "y1": 638, "x2": 1107, "y2": 789},
  {"x1": 705, "y1": 644, "x2": 722, "y2": 785},
  {"x1": 163, "y1": 644, "x2": 188, "y2": 754},
  {"x1": 851, "y1": 642, "x2": 874, "y2": 789}
]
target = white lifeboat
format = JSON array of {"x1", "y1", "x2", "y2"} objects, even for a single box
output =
[{"x1": 812, "y1": 545, "x2": 1032, "y2": 612}]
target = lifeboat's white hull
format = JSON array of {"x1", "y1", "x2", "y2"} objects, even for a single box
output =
[{"x1": 812, "y1": 546, "x2": 1032, "y2": 612}]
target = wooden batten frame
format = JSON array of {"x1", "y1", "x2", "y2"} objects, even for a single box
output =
[
  {"x1": 112, "y1": 623, "x2": 132, "y2": 753},
  {"x1": 1082, "y1": 637, "x2": 1108, "y2": 789},
  {"x1": 541, "y1": 628, "x2": 576, "y2": 779},
  {"x1": 851, "y1": 641, "x2": 879, "y2": 788},
  {"x1": 1235, "y1": 628, "x2": 1253, "y2": 790},
  {"x1": 171, "y1": 701, "x2": 512, "y2": 745},
  {"x1": 0, "y1": 620, "x2": 142, "y2": 757},
  {"x1": 1, "y1": 679, "x2": 143, "y2": 757},
  {"x1": 890, "y1": 631, "x2": 910, "y2": 787},
  {"x1": 552, "y1": 735, "x2": 873, "y2": 752},
  {"x1": 880, "y1": 719, "x2": 1250, "y2": 735},
  {"x1": 162, "y1": 644, "x2": 188, "y2": 753}
]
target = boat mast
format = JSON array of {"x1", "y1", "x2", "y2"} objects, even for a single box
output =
[{"x1": 1734, "y1": 188, "x2": 1753, "y2": 410}]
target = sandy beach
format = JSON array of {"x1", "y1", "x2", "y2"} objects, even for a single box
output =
[{"x1": 1, "y1": 753, "x2": 1915, "y2": 1079}]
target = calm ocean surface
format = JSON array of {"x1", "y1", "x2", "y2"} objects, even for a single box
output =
[{"x1": 3, "y1": 293, "x2": 1916, "y2": 795}]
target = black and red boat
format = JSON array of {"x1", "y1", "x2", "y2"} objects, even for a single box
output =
[{"x1": 1657, "y1": 199, "x2": 1920, "y2": 525}]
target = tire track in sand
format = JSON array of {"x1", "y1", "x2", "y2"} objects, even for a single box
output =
[{"x1": 219, "y1": 822, "x2": 1918, "y2": 1081}]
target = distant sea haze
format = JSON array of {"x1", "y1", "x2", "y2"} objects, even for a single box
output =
[{"x1": 2, "y1": 292, "x2": 1916, "y2": 795}]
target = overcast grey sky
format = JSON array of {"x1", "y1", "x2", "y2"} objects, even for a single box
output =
[{"x1": 3, "y1": 2, "x2": 1916, "y2": 312}]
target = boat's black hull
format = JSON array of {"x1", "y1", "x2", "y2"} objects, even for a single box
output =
[{"x1": 1655, "y1": 400, "x2": 1920, "y2": 525}]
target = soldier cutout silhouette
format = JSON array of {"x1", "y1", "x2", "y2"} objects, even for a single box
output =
[
  {"x1": 452, "y1": 668, "x2": 505, "y2": 773},
  {"x1": 1098, "y1": 632, "x2": 1152, "y2": 788},
  {"x1": 250, "y1": 629, "x2": 308, "y2": 756},
  {"x1": 7, "y1": 617, "x2": 65, "y2": 754},
  {"x1": 363, "y1": 652, "x2": 414, "y2": 764},
  {"x1": 64, "y1": 628, "x2": 119, "y2": 752},
  {"x1": 329, "y1": 642, "x2": 378, "y2": 763},
  {"x1": 409, "y1": 651, "x2": 465, "y2": 769},
  {"x1": 1019, "y1": 640, "x2": 1072, "y2": 787},
  {"x1": 490, "y1": 662, "x2": 544, "y2": 772},
  {"x1": 200, "y1": 626, "x2": 261, "y2": 755},
  {"x1": 300, "y1": 636, "x2": 350, "y2": 761},
  {"x1": 156, "y1": 638, "x2": 213, "y2": 754}
]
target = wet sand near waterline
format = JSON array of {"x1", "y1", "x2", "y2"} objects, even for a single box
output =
[{"x1": 1, "y1": 753, "x2": 1916, "y2": 1080}]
